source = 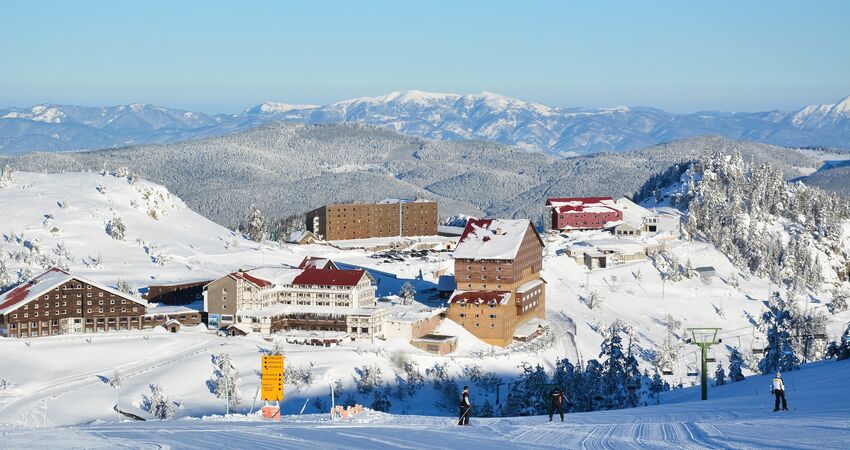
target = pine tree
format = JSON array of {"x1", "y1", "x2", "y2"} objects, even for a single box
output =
[
  {"x1": 0, "y1": 164, "x2": 12, "y2": 188},
  {"x1": 826, "y1": 322, "x2": 850, "y2": 361},
  {"x1": 245, "y1": 205, "x2": 266, "y2": 242},
  {"x1": 648, "y1": 369, "x2": 668, "y2": 405},
  {"x1": 758, "y1": 295, "x2": 801, "y2": 374},
  {"x1": 713, "y1": 364, "x2": 726, "y2": 386},
  {"x1": 370, "y1": 387, "x2": 392, "y2": 412},
  {"x1": 479, "y1": 398, "x2": 494, "y2": 417},
  {"x1": 599, "y1": 321, "x2": 628, "y2": 410},
  {"x1": 728, "y1": 348, "x2": 746, "y2": 382},
  {"x1": 211, "y1": 353, "x2": 241, "y2": 410},
  {"x1": 624, "y1": 336, "x2": 642, "y2": 408},
  {"x1": 107, "y1": 215, "x2": 126, "y2": 240},
  {"x1": 400, "y1": 282, "x2": 416, "y2": 305},
  {"x1": 148, "y1": 384, "x2": 175, "y2": 420},
  {"x1": 828, "y1": 284, "x2": 849, "y2": 314}
]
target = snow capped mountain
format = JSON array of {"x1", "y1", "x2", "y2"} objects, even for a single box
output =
[
  {"x1": 789, "y1": 95, "x2": 850, "y2": 129},
  {"x1": 2, "y1": 92, "x2": 850, "y2": 155}
]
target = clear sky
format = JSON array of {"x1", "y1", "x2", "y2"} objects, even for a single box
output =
[{"x1": 2, "y1": 0, "x2": 849, "y2": 113}]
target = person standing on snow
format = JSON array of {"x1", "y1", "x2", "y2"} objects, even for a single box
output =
[
  {"x1": 772, "y1": 372, "x2": 788, "y2": 411},
  {"x1": 458, "y1": 385, "x2": 471, "y2": 426},
  {"x1": 549, "y1": 387, "x2": 566, "y2": 422}
]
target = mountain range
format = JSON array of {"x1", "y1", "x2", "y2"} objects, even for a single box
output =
[{"x1": 2, "y1": 91, "x2": 850, "y2": 156}]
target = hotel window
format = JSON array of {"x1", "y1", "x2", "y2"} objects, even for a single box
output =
[
  {"x1": 87, "y1": 309, "x2": 92, "y2": 313},
  {"x1": 99, "y1": 293, "x2": 104, "y2": 297},
  {"x1": 489, "y1": 314, "x2": 497, "y2": 319}
]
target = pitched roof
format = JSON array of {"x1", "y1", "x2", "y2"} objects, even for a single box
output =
[
  {"x1": 291, "y1": 268, "x2": 367, "y2": 287},
  {"x1": 546, "y1": 197, "x2": 620, "y2": 214},
  {"x1": 448, "y1": 290, "x2": 512, "y2": 306},
  {"x1": 297, "y1": 256, "x2": 338, "y2": 270},
  {"x1": 0, "y1": 268, "x2": 147, "y2": 315},
  {"x1": 230, "y1": 271, "x2": 273, "y2": 288},
  {"x1": 453, "y1": 219, "x2": 540, "y2": 260}
]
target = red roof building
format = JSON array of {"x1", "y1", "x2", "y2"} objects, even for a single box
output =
[
  {"x1": 546, "y1": 197, "x2": 622, "y2": 231},
  {"x1": 292, "y1": 268, "x2": 368, "y2": 287},
  {"x1": 0, "y1": 268, "x2": 149, "y2": 338}
]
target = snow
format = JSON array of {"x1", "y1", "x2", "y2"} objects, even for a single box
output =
[
  {"x1": 452, "y1": 219, "x2": 531, "y2": 260},
  {"x1": 2, "y1": 356, "x2": 849, "y2": 448},
  {"x1": 1, "y1": 170, "x2": 849, "y2": 448}
]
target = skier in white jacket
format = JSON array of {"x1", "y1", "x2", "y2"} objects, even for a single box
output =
[{"x1": 772, "y1": 372, "x2": 788, "y2": 412}]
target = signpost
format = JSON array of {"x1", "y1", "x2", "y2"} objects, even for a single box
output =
[{"x1": 261, "y1": 355, "x2": 284, "y2": 402}]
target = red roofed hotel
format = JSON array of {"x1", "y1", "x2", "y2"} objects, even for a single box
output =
[
  {"x1": 546, "y1": 197, "x2": 623, "y2": 231},
  {"x1": 447, "y1": 219, "x2": 546, "y2": 347},
  {"x1": 203, "y1": 266, "x2": 382, "y2": 338},
  {"x1": 0, "y1": 268, "x2": 148, "y2": 338}
]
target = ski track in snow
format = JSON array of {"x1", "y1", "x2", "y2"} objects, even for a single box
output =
[{"x1": 0, "y1": 336, "x2": 224, "y2": 427}]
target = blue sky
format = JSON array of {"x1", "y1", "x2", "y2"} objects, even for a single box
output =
[{"x1": 2, "y1": 1, "x2": 848, "y2": 113}]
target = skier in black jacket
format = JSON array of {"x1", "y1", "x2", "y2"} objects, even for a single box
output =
[
  {"x1": 458, "y1": 386, "x2": 471, "y2": 426},
  {"x1": 549, "y1": 387, "x2": 566, "y2": 422}
]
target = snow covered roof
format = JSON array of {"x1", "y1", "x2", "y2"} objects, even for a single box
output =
[
  {"x1": 615, "y1": 197, "x2": 652, "y2": 218},
  {"x1": 0, "y1": 268, "x2": 147, "y2": 315},
  {"x1": 546, "y1": 197, "x2": 619, "y2": 214},
  {"x1": 297, "y1": 256, "x2": 338, "y2": 270},
  {"x1": 291, "y1": 268, "x2": 368, "y2": 287},
  {"x1": 579, "y1": 239, "x2": 646, "y2": 255},
  {"x1": 448, "y1": 290, "x2": 512, "y2": 306},
  {"x1": 516, "y1": 279, "x2": 544, "y2": 294},
  {"x1": 246, "y1": 267, "x2": 303, "y2": 287},
  {"x1": 286, "y1": 230, "x2": 316, "y2": 243},
  {"x1": 453, "y1": 219, "x2": 540, "y2": 260},
  {"x1": 226, "y1": 323, "x2": 253, "y2": 334}
]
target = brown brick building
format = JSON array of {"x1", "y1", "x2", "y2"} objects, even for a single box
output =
[
  {"x1": 0, "y1": 268, "x2": 148, "y2": 338},
  {"x1": 447, "y1": 219, "x2": 546, "y2": 347},
  {"x1": 305, "y1": 199, "x2": 438, "y2": 241}
]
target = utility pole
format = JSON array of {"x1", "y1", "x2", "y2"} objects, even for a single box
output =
[{"x1": 686, "y1": 328, "x2": 722, "y2": 401}]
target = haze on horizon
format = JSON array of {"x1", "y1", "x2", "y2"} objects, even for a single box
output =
[{"x1": 2, "y1": 0, "x2": 849, "y2": 114}]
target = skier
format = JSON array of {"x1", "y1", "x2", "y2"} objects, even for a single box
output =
[
  {"x1": 548, "y1": 387, "x2": 565, "y2": 422},
  {"x1": 771, "y1": 372, "x2": 788, "y2": 412},
  {"x1": 458, "y1": 385, "x2": 471, "y2": 426}
]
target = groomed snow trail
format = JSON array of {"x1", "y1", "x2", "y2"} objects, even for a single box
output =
[{"x1": 2, "y1": 359, "x2": 848, "y2": 449}]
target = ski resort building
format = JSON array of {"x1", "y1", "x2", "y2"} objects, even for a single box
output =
[
  {"x1": 546, "y1": 197, "x2": 622, "y2": 231},
  {"x1": 203, "y1": 266, "x2": 385, "y2": 338},
  {"x1": 0, "y1": 268, "x2": 148, "y2": 338},
  {"x1": 447, "y1": 219, "x2": 546, "y2": 347},
  {"x1": 305, "y1": 199, "x2": 438, "y2": 241}
]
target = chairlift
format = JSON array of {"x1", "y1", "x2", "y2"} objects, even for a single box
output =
[
  {"x1": 751, "y1": 336, "x2": 766, "y2": 355},
  {"x1": 706, "y1": 348, "x2": 717, "y2": 363},
  {"x1": 813, "y1": 333, "x2": 827, "y2": 340},
  {"x1": 661, "y1": 367, "x2": 674, "y2": 376}
]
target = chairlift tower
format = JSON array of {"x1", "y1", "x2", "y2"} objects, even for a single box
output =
[{"x1": 685, "y1": 327, "x2": 722, "y2": 401}]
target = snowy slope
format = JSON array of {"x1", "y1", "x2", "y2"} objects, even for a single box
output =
[
  {"x1": 2, "y1": 356, "x2": 849, "y2": 449},
  {"x1": 1, "y1": 170, "x2": 849, "y2": 448}
]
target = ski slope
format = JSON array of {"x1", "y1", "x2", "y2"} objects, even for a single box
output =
[{"x1": 2, "y1": 358, "x2": 848, "y2": 449}]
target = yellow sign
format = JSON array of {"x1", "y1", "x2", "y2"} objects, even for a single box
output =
[{"x1": 261, "y1": 355, "x2": 284, "y2": 402}]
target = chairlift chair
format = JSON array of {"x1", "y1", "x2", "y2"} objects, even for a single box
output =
[
  {"x1": 751, "y1": 336, "x2": 766, "y2": 355},
  {"x1": 706, "y1": 348, "x2": 717, "y2": 363}
]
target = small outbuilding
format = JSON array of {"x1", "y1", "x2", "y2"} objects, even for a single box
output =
[
  {"x1": 163, "y1": 319, "x2": 181, "y2": 333},
  {"x1": 411, "y1": 334, "x2": 458, "y2": 355}
]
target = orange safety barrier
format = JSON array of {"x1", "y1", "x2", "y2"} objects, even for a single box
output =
[{"x1": 262, "y1": 405, "x2": 281, "y2": 421}]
